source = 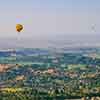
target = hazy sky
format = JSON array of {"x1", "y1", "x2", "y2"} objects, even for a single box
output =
[{"x1": 0, "y1": 0, "x2": 100, "y2": 48}]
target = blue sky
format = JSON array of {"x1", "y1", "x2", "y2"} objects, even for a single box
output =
[{"x1": 0, "y1": 0, "x2": 100, "y2": 48}]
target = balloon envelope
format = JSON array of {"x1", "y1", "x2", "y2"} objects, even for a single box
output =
[{"x1": 16, "y1": 24, "x2": 23, "y2": 32}]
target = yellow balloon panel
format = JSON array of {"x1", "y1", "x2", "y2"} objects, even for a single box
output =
[{"x1": 16, "y1": 24, "x2": 23, "y2": 32}]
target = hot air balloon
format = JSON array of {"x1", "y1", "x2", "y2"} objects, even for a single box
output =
[{"x1": 16, "y1": 24, "x2": 23, "y2": 32}]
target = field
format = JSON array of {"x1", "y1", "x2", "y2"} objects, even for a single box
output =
[{"x1": 0, "y1": 48, "x2": 100, "y2": 100}]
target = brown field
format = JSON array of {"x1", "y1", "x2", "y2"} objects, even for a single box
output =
[{"x1": 0, "y1": 64, "x2": 14, "y2": 72}]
